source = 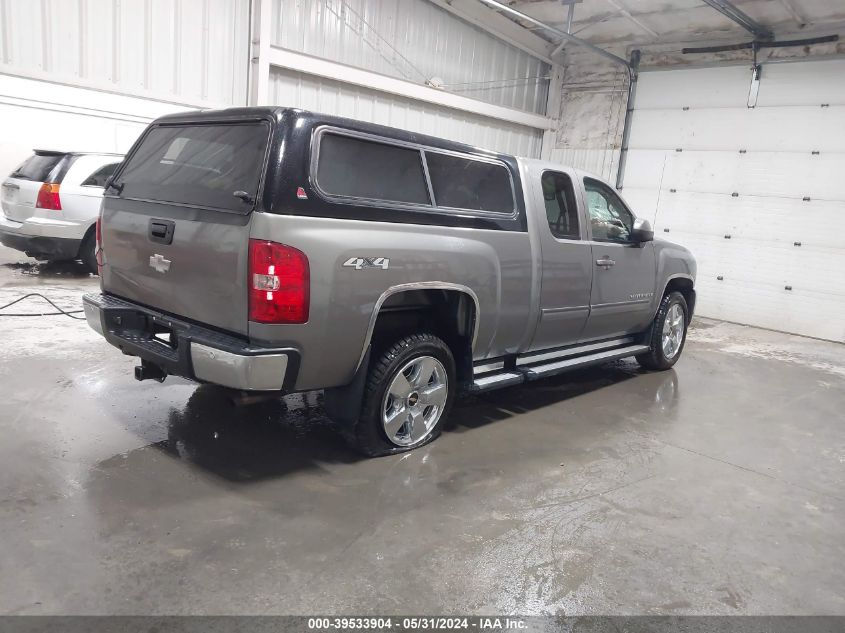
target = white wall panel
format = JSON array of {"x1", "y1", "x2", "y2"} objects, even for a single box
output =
[
  {"x1": 0, "y1": 75, "x2": 190, "y2": 180},
  {"x1": 635, "y1": 65, "x2": 751, "y2": 110},
  {"x1": 629, "y1": 106, "x2": 845, "y2": 152},
  {"x1": 271, "y1": 0, "x2": 549, "y2": 115},
  {"x1": 625, "y1": 60, "x2": 845, "y2": 341},
  {"x1": 0, "y1": 0, "x2": 250, "y2": 106},
  {"x1": 269, "y1": 67, "x2": 543, "y2": 157},
  {"x1": 546, "y1": 147, "x2": 617, "y2": 182}
]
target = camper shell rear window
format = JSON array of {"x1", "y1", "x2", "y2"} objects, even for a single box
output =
[{"x1": 115, "y1": 122, "x2": 271, "y2": 213}]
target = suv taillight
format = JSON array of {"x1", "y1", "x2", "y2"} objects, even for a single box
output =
[
  {"x1": 95, "y1": 216, "x2": 104, "y2": 271},
  {"x1": 35, "y1": 183, "x2": 61, "y2": 210},
  {"x1": 248, "y1": 239, "x2": 309, "y2": 324}
]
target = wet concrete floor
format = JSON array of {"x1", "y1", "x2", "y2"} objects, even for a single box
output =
[{"x1": 0, "y1": 245, "x2": 843, "y2": 615}]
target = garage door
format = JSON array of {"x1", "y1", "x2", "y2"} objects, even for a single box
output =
[
  {"x1": 621, "y1": 60, "x2": 845, "y2": 342},
  {"x1": 269, "y1": 68, "x2": 544, "y2": 159}
]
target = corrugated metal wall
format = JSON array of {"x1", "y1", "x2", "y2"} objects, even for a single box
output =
[
  {"x1": 270, "y1": 67, "x2": 543, "y2": 157},
  {"x1": 0, "y1": 0, "x2": 250, "y2": 106},
  {"x1": 271, "y1": 0, "x2": 550, "y2": 115}
]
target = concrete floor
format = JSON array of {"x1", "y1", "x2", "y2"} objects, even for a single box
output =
[{"x1": 0, "y1": 244, "x2": 843, "y2": 616}]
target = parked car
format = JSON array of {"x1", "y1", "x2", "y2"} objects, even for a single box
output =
[
  {"x1": 83, "y1": 108, "x2": 696, "y2": 456},
  {"x1": 0, "y1": 150, "x2": 123, "y2": 273}
]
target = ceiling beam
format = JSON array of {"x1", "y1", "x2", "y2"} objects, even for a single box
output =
[
  {"x1": 425, "y1": 0, "x2": 558, "y2": 65},
  {"x1": 604, "y1": 0, "x2": 659, "y2": 39},
  {"x1": 474, "y1": 0, "x2": 631, "y2": 69},
  {"x1": 701, "y1": 0, "x2": 774, "y2": 40}
]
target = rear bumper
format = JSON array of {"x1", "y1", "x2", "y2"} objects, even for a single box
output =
[
  {"x1": 83, "y1": 293, "x2": 299, "y2": 391},
  {"x1": 0, "y1": 225, "x2": 81, "y2": 259}
]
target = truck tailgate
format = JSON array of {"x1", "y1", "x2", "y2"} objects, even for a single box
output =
[{"x1": 101, "y1": 200, "x2": 250, "y2": 335}]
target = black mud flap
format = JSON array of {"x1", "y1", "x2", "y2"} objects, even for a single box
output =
[{"x1": 323, "y1": 345, "x2": 372, "y2": 437}]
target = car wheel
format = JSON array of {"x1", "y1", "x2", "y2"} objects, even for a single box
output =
[
  {"x1": 80, "y1": 230, "x2": 98, "y2": 275},
  {"x1": 636, "y1": 291, "x2": 689, "y2": 371},
  {"x1": 353, "y1": 333, "x2": 455, "y2": 457}
]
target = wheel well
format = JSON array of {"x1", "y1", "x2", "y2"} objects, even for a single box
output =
[
  {"x1": 370, "y1": 289, "x2": 477, "y2": 385},
  {"x1": 77, "y1": 222, "x2": 96, "y2": 258},
  {"x1": 664, "y1": 277, "x2": 695, "y2": 321}
]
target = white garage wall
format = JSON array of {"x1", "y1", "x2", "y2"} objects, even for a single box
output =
[
  {"x1": 622, "y1": 60, "x2": 845, "y2": 342},
  {"x1": 270, "y1": 67, "x2": 544, "y2": 157},
  {"x1": 0, "y1": 74, "x2": 194, "y2": 181},
  {"x1": 0, "y1": 0, "x2": 251, "y2": 106},
  {"x1": 271, "y1": 0, "x2": 550, "y2": 114}
]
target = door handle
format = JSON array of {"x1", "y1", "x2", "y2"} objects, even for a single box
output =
[{"x1": 596, "y1": 257, "x2": 616, "y2": 268}]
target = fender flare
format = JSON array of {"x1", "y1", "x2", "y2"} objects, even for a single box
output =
[{"x1": 353, "y1": 282, "x2": 481, "y2": 374}]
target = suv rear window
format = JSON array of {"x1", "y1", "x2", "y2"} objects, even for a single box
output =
[
  {"x1": 115, "y1": 122, "x2": 270, "y2": 213},
  {"x1": 316, "y1": 133, "x2": 430, "y2": 205},
  {"x1": 425, "y1": 152, "x2": 514, "y2": 214},
  {"x1": 10, "y1": 153, "x2": 66, "y2": 182}
]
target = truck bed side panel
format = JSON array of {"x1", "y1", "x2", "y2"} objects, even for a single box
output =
[{"x1": 248, "y1": 212, "x2": 531, "y2": 391}]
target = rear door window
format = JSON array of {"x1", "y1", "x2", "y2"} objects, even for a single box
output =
[
  {"x1": 425, "y1": 152, "x2": 514, "y2": 214},
  {"x1": 542, "y1": 171, "x2": 580, "y2": 239},
  {"x1": 115, "y1": 122, "x2": 270, "y2": 213},
  {"x1": 316, "y1": 133, "x2": 430, "y2": 205},
  {"x1": 81, "y1": 162, "x2": 121, "y2": 188},
  {"x1": 10, "y1": 153, "x2": 66, "y2": 182}
]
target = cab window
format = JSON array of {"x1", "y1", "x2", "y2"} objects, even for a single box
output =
[
  {"x1": 584, "y1": 177, "x2": 634, "y2": 242},
  {"x1": 541, "y1": 171, "x2": 579, "y2": 240}
]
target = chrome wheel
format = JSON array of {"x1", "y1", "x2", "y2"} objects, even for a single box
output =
[
  {"x1": 382, "y1": 355, "x2": 448, "y2": 447},
  {"x1": 661, "y1": 303, "x2": 685, "y2": 359}
]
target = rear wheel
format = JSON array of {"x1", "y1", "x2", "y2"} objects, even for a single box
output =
[
  {"x1": 636, "y1": 291, "x2": 688, "y2": 370},
  {"x1": 352, "y1": 333, "x2": 455, "y2": 456},
  {"x1": 79, "y1": 229, "x2": 97, "y2": 275}
]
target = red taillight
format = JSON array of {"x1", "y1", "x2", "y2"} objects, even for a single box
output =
[
  {"x1": 248, "y1": 239, "x2": 309, "y2": 324},
  {"x1": 95, "y1": 216, "x2": 104, "y2": 270},
  {"x1": 35, "y1": 182, "x2": 61, "y2": 210}
]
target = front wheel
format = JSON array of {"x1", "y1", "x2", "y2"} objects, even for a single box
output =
[
  {"x1": 636, "y1": 291, "x2": 689, "y2": 371},
  {"x1": 353, "y1": 333, "x2": 456, "y2": 457}
]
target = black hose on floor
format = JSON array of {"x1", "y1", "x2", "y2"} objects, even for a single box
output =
[{"x1": 0, "y1": 293, "x2": 86, "y2": 319}]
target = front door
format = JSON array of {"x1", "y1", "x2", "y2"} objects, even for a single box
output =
[
  {"x1": 529, "y1": 169, "x2": 593, "y2": 351},
  {"x1": 581, "y1": 177, "x2": 656, "y2": 340}
]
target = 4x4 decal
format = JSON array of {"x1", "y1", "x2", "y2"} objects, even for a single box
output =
[{"x1": 343, "y1": 257, "x2": 390, "y2": 270}]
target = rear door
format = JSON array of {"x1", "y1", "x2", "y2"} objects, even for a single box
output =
[
  {"x1": 1, "y1": 151, "x2": 68, "y2": 222},
  {"x1": 528, "y1": 167, "x2": 593, "y2": 351},
  {"x1": 101, "y1": 120, "x2": 271, "y2": 335},
  {"x1": 581, "y1": 177, "x2": 657, "y2": 339}
]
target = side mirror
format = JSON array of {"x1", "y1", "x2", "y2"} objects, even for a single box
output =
[{"x1": 631, "y1": 218, "x2": 654, "y2": 243}]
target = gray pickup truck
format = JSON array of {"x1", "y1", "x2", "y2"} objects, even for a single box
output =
[{"x1": 83, "y1": 107, "x2": 696, "y2": 456}]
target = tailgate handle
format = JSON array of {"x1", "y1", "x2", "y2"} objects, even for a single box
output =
[{"x1": 149, "y1": 219, "x2": 175, "y2": 245}]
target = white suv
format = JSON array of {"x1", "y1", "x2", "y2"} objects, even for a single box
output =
[{"x1": 0, "y1": 150, "x2": 123, "y2": 273}]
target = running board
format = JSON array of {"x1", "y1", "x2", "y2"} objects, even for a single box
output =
[
  {"x1": 469, "y1": 371, "x2": 523, "y2": 393},
  {"x1": 469, "y1": 344, "x2": 650, "y2": 392},
  {"x1": 522, "y1": 344, "x2": 649, "y2": 380}
]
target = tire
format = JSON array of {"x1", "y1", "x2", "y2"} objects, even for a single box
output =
[
  {"x1": 636, "y1": 291, "x2": 689, "y2": 371},
  {"x1": 352, "y1": 333, "x2": 456, "y2": 457},
  {"x1": 79, "y1": 229, "x2": 98, "y2": 275}
]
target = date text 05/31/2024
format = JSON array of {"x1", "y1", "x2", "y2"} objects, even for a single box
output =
[{"x1": 307, "y1": 617, "x2": 527, "y2": 630}]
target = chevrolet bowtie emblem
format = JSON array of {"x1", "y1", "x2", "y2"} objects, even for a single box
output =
[{"x1": 149, "y1": 253, "x2": 171, "y2": 274}]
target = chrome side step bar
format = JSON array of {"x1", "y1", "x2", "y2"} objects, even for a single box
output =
[
  {"x1": 469, "y1": 343, "x2": 649, "y2": 392},
  {"x1": 523, "y1": 344, "x2": 649, "y2": 379},
  {"x1": 470, "y1": 371, "x2": 523, "y2": 392}
]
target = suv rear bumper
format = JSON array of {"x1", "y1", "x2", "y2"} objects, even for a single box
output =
[
  {"x1": 0, "y1": 227, "x2": 81, "y2": 259},
  {"x1": 83, "y1": 293, "x2": 299, "y2": 391}
]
